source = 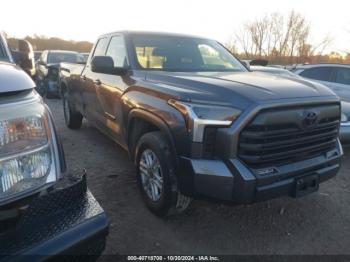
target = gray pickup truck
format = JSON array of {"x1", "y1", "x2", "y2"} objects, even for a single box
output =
[
  {"x1": 60, "y1": 31, "x2": 342, "y2": 216},
  {"x1": 0, "y1": 32, "x2": 108, "y2": 260}
]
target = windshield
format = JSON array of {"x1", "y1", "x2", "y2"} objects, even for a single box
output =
[
  {"x1": 130, "y1": 34, "x2": 246, "y2": 72},
  {"x1": 48, "y1": 52, "x2": 85, "y2": 64}
]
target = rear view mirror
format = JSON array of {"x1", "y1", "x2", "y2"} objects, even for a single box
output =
[
  {"x1": 91, "y1": 56, "x2": 127, "y2": 76},
  {"x1": 11, "y1": 40, "x2": 35, "y2": 77}
]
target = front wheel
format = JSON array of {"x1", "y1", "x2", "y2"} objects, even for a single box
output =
[
  {"x1": 135, "y1": 131, "x2": 191, "y2": 216},
  {"x1": 62, "y1": 90, "x2": 83, "y2": 129}
]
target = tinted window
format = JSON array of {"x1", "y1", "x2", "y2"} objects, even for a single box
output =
[
  {"x1": 106, "y1": 36, "x2": 128, "y2": 67},
  {"x1": 131, "y1": 34, "x2": 246, "y2": 72},
  {"x1": 334, "y1": 67, "x2": 350, "y2": 85},
  {"x1": 300, "y1": 67, "x2": 333, "y2": 81},
  {"x1": 93, "y1": 37, "x2": 109, "y2": 57}
]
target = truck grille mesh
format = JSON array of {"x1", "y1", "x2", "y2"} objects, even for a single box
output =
[{"x1": 238, "y1": 104, "x2": 340, "y2": 168}]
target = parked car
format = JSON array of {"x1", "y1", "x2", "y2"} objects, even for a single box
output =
[
  {"x1": 242, "y1": 59, "x2": 269, "y2": 66},
  {"x1": 36, "y1": 50, "x2": 85, "y2": 98},
  {"x1": 0, "y1": 32, "x2": 108, "y2": 259},
  {"x1": 60, "y1": 31, "x2": 342, "y2": 216},
  {"x1": 293, "y1": 64, "x2": 350, "y2": 145}
]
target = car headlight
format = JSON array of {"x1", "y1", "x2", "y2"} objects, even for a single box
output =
[
  {"x1": 168, "y1": 99, "x2": 241, "y2": 142},
  {"x1": 0, "y1": 100, "x2": 59, "y2": 203}
]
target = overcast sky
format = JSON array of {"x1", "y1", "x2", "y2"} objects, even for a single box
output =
[{"x1": 1, "y1": 0, "x2": 349, "y2": 53}]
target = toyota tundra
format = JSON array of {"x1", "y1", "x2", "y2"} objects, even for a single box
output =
[{"x1": 60, "y1": 31, "x2": 343, "y2": 216}]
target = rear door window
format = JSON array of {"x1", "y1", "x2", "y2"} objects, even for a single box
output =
[{"x1": 300, "y1": 67, "x2": 333, "y2": 82}]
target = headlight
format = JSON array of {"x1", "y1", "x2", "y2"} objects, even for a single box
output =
[
  {"x1": 168, "y1": 99, "x2": 241, "y2": 142},
  {"x1": 0, "y1": 100, "x2": 58, "y2": 203}
]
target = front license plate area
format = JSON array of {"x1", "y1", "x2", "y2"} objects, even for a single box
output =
[{"x1": 294, "y1": 174, "x2": 319, "y2": 198}]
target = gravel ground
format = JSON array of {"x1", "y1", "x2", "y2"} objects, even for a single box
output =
[{"x1": 47, "y1": 98, "x2": 350, "y2": 255}]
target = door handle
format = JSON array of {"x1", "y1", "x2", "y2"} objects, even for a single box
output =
[{"x1": 94, "y1": 79, "x2": 102, "y2": 85}]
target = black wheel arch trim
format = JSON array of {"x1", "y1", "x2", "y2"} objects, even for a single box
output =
[{"x1": 127, "y1": 108, "x2": 179, "y2": 168}]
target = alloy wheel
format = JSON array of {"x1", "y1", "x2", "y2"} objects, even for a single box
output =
[{"x1": 139, "y1": 149, "x2": 164, "y2": 202}]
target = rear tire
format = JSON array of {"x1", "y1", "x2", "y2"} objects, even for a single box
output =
[
  {"x1": 62, "y1": 89, "x2": 83, "y2": 129},
  {"x1": 135, "y1": 131, "x2": 191, "y2": 216}
]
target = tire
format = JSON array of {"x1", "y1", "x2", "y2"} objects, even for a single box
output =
[
  {"x1": 135, "y1": 131, "x2": 191, "y2": 216},
  {"x1": 62, "y1": 89, "x2": 83, "y2": 129}
]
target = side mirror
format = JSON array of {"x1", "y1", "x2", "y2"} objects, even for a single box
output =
[
  {"x1": 91, "y1": 56, "x2": 127, "y2": 76},
  {"x1": 12, "y1": 40, "x2": 35, "y2": 77}
]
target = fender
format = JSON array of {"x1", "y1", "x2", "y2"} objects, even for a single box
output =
[{"x1": 127, "y1": 108, "x2": 179, "y2": 167}]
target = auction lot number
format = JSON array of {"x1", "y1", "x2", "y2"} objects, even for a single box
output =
[{"x1": 127, "y1": 255, "x2": 220, "y2": 261}]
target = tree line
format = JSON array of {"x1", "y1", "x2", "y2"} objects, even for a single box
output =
[
  {"x1": 6, "y1": 34, "x2": 93, "y2": 53},
  {"x1": 5, "y1": 13, "x2": 350, "y2": 65},
  {"x1": 226, "y1": 10, "x2": 350, "y2": 65}
]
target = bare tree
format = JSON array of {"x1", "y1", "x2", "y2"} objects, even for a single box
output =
[
  {"x1": 232, "y1": 11, "x2": 312, "y2": 63},
  {"x1": 225, "y1": 37, "x2": 238, "y2": 54},
  {"x1": 234, "y1": 28, "x2": 254, "y2": 58},
  {"x1": 311, "y1": 36, "x2": 333, "y2": 59}
]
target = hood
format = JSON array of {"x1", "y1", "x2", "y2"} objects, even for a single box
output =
[
  {"x1": 145, "y1": 71, "x2": 337, "y2": 108},
  {"x1": 0, "y1": 62, "x2": 35, "y2": 94}
]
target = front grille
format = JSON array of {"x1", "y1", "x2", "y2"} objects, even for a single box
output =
[{"x1": 238, "y1": 103, "x2": 340, "y2": 168}]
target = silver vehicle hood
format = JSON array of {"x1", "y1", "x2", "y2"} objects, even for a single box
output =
[{"x1": 0, "y1": 62, "x2": 35, "y2": 94}]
